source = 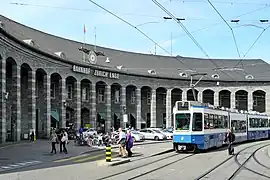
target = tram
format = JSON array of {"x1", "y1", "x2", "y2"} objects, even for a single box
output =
[{"x1": 172, "y1": 101, "x2": 270, "y2": 152}]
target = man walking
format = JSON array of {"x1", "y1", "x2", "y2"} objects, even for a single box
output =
[{"x1": 224, "y1": 129, "x2": 235, "y2": 155}]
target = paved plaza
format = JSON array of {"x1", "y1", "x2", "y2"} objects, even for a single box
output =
[{"x1": 0, "y1": 140, "x2": 270, "y2": 180}]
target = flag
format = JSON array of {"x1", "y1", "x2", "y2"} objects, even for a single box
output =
[{"x1": 83, "y1": 24, "x2": 86, "y2": 34}]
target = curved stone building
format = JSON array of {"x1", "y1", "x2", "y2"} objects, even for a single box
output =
[{"x1": 0, "y1": 15, "x2": 270, "y2": 143}]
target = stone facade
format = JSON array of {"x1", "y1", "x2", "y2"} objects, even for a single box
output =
[{"x1": 0, "y1": 35, "x2": 270, "y2": 144}]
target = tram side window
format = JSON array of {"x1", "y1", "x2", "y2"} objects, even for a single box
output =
[
  {"x1": 204, "y1": 114, "x2": 209, "y2": 129},
  {"x1": 232, "y1": 120, "x2": 246, "y2": 133},
  {"x1": 192, "y1": 113, "x2": 203, "y2": 131},
  {"x1": 218, "y1": 115, "x2": 224, "y2": 128},
  {"x1": 213, "y1": 115, "x2": 218, "y2": 128},
  {"x1": 224, "y1": 116, "x2": 228, "y2": 129},
  {"x1": 209, "y1": 114, "x2": 214, "y2": 129}
]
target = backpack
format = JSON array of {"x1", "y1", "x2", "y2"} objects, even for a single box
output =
[{"x1": 231, "y1": 133, "x2": 235, "y2": 142}]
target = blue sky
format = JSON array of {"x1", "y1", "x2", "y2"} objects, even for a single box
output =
[{"x1": 1, "y1": 0, "x2": 270, "y2": 62}]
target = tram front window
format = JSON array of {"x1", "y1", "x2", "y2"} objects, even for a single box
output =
[{"x1": 175, "y1": 113, "x2": 190, "y2": 130}]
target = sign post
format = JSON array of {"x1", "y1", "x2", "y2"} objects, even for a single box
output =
[{"x1": 123, "y1": 114, "x2": 128, "y2": 129}]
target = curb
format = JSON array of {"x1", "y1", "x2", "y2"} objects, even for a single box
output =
[
  {"x1": 151, "y1": 148, "x2": 174, "y2": 157},
  {"x1": 80, "y1": 140, "x2": 172, "y2": 155}
]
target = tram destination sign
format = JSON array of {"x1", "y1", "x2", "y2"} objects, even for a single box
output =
[
  {"x1": 72, "y1": 65, "x2": 91, "y2": 74},
  {"x1": 93, "y1": 69, "x2": 120, "y2": 79}
]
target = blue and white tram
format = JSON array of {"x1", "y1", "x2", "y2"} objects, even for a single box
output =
[
  {"x1": 172, "y1": 101, "x2": 270, "y2": 152},
  {"x1": 173, "y1": 101, "x2": 229, "y2": 152},
  {"x1": 247, "y1": 113, "x2": 269, "y2": 140}
]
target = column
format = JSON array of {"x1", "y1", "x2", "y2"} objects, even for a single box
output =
[
  {"x1": 150, "y1": 89, "x2": 156, "y2": 127},
  {"x1": 90, "y1": 83, "x2": 96, "y2": 129},
  {"x1": 44, "y1": 75, "x2": 51, "y2": 138},
  {"x1": 0, "y1": 57, "x2": 6, "y2": 143},
  {"x1": 214, "y1": 92, "x2": 219, "y2": 107},
  {"x1": 28, "y1": 70, "x2": 36, "y2": 133},
  {"x1": 105, "y1": 85, "x2": 111, "y2": 132},
  {"x1": 231, "y1": 91, "x2": 236, "y2": 109},
  {"x1": 248, "y1": 91, "x2": 253, "y2": 111},
  {"x1": 166, "y1": 89, "x2": 172, "y2": 128},
  {"x1": 136, "y1": 88, "x2": 141, "y2": 130},
  {"x1": 59, "y1": 78, "x2": 66, "y2": 128},
  {"x1": 182, "y1": 90, "x2": 187, "y2": 101},
  {"x1": 75, "y1": 81, "x2": 81, "y2": 130},
  {"x1": 265, "y1": 89, "x2": 270, "y2": 115},
  {"x1": 13, "y1": 65, "x2": 21, "y2": 141},
  {"x1": 197, "y1": 91, "x2": 202, "y2": 103},
  {"x1": 120, "y1": 86, "x2": 126, "y2": 128}
]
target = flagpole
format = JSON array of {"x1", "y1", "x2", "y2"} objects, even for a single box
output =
[
  {"x1": 94, "y1": 27, "x2": 96, "y2": 52},
  {"x1": 83, "y1": 24, "x2": 86, "y2": 61}
]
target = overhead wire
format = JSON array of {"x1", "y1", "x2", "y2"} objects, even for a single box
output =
[
  {"x1": 234, "y1": 24, "x2": 270, "y2": 68},
  {"x1": 152, "y1": 0, "x2": 236, "y2": 81},
  {"x1": 176, "y1": 0, "x2": 270, "y2": 6},
  {"x1": 87, "y1": 0, "x2": 208, "y2": 79}
]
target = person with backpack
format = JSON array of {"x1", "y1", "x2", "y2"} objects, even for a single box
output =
[{"x1": 224, "y1": 128, "x2": 235, "y2": 155}]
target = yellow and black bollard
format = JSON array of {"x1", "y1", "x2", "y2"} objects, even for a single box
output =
[{"x1": 106, "y1": 145, "x2": 112, "y2": 162}]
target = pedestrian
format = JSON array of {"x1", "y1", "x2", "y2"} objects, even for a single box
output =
[
  {"x1": 117, "y1": 128, "x2": 127, "y2": 158},
  {"x1": 61, "y1": 130, "x2": 68, "y2": 154},
  {"x1": 50, "y1": 130, "x2": 58, "y2": 154},
  {"x1": 224, "y1": 129, "x2": 235, "y2": 155},
  {"x1": 59, "y1": 130, "x2": 64, "y2": 153},
  {"x1": 126, "y1": 130, "x2": 133, "y2": 157}
]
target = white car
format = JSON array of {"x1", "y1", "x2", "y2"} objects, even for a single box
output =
[
  {"x1": 139, "y1": 128, "x2": 166, "y2": 140},
  {"x1": 121, "y1": 129, "x2": 145, "y2": 142},
  {"x1": 130, "y1": 131, "x2": 145, "y2": 142},
  {"x1": 160, "y1": 130, "x2": 173, "y2": 139}
]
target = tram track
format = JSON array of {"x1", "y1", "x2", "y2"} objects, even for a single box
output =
[
  {"x1": 230, "y1": 143, "x2": 270, "y2": 179},
  {"x1": 194, "y1": 141, "x2": 270, "y2": 180},
  {"x1": 96, "y1": 152, "x2": 195, "y2": 180}
]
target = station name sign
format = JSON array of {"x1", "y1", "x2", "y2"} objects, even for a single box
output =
[
  {"x1": 72, "y1": 65, "x2": 91, "y2": 74},
  {"x1": 93, "y1": 69, "x2": 120, "y2": 79},
  {"x1": 72, "y1": 65, "x2": 120, "y2": 79}
]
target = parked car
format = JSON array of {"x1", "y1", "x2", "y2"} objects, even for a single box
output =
[
  {"x1": 139, "y1": 128, "x2": 166, "y2": 140},
  {"x1": 160, "y1": 129, "x2": 173, "y2": 139}
]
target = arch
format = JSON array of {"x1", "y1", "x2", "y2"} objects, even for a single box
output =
[
  {"x1": 66, "y1": 76, "x2": 77, "y2": 82},
  {"x1": 253, "y1": 90, "x2": 266, "y2": 112},
  {"x1": 235, "y1": 90, "x2": 248, "y2": 110},
  {"x1": 6, "y1": 57, "x2": 17, "y2": 66},
  {"x1": 126, "y1": 84, "x2": 137, "y2": 89},
  {"x1": 21, "y1": 63, "x2": 32, "y2": 71},
  {"x1": 203, "y1": 89, "x2": 214, "y2": 105},
  {"x1": 111, "y1": 82, "x2": 121, "y2": 87},
  {"x1": 141, "y1": 86, "x2": 152, "y2": 90},
  {"x1": 187, "y1": 89, "x2": 198, "y2": 101},
  {"x1": 96, "y1": 81, "x2": 107, "y2": 86},
  {"x1": 81, "y1": 78, "x2": 91, "y2": 84},
  {"x1": 156, "y1": 87, "x2": 167, "y2": 92},
  {"x1": 36, "y1": 68, "x2": 47, "y2": 75},
  {"x1": 50, "y1": 72, "x2": 62, "y2": 79},
  {"x1": 172, "y1": 88, "x2": 182, "y2": 93},
  {"x1": 219, "y1": 90, "x2": 231, "y2": 108}
]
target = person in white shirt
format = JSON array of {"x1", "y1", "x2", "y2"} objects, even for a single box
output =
[{"x1": 117, "y1": 128, "x2": 127, "y2": 157}]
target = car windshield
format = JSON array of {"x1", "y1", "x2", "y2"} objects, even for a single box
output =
[
  {"x1": 153, "y1": 130, "x2": 161, "y2": 133},
  {"x1": 175, "y1": 113, "x2": 190, "y2": 130},
  {"x1": 131, "y1": 131, "x2": 138, "y2": 134}
]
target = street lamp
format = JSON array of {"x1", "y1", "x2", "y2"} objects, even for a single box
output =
[{"x1": 190, "y1": 73, "x2": 207, "y2": 101}]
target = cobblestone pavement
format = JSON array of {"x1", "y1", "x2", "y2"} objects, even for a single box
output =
[{"x1": 0, "y1": 140, "x2": 269, "y2": 180}]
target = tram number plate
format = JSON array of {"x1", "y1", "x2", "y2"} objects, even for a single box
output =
[{"x1": 178, "y1": 145, "x2": 186, "y2": 150}]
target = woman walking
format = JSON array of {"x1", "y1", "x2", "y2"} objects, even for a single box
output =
[
  {"x1": 61, "y1": 130, "x2": 68, "y2": 154},
  {"x1": 126, "y1": 130, "x2": 133, "y2": 157},
  {"x1": 50, "y1": 130, "x2": 58, "y2": 154},
  {"x1": 117, "y1": 128, "x2": 127, "y2": 158}
]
